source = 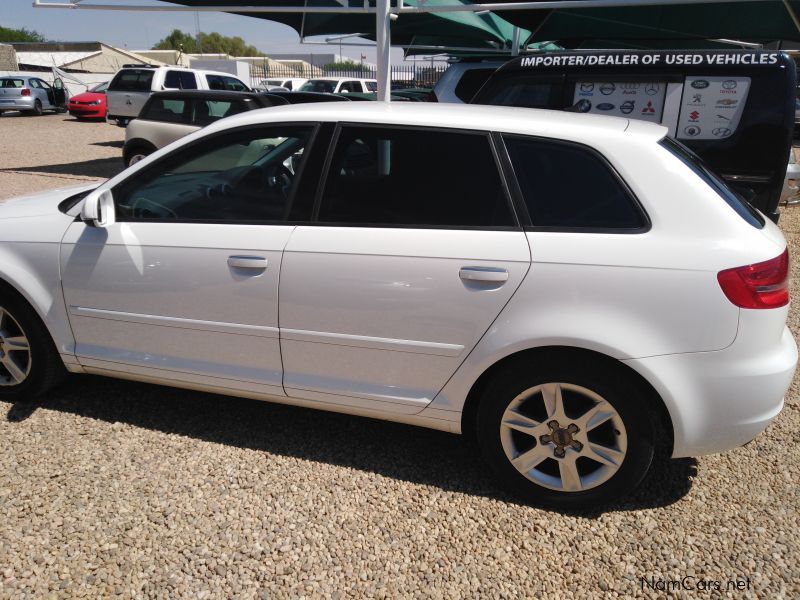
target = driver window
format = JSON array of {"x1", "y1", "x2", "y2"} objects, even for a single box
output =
[{"x1": 113, "y1": 126, "x2": 314, "y2": 223}]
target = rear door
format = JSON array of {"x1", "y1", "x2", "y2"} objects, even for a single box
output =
[
  {"x1": 136, "y1": 96, "x2": 197, "y2": 148},
  {"x1": 279, "y1": 124, "x2": 531, "y2": 414}
]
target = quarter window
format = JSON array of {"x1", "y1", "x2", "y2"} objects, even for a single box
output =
[
  {"x1": 113, "y1": 126, "x2": 314, "y2": 223},
  {"x1": 318, "y1": 126, "x2": 515, "y2": 228},
  {"x1": 503, "y1": 135, "x2": 646, "y2": 230}
]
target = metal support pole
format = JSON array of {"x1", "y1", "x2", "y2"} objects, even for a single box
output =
[
  {"x1": 376, "y1": 0, "x2": 391, "y2": 102},
  {"x1": 511, "y1": 26, "x2": 520, "y2": 56}
]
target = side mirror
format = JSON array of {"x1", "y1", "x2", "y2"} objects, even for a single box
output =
[{"x1": 81, "y1": 189, "x2": 116, "y2": 228}]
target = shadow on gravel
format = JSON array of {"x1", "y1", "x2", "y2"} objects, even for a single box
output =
[
  {"x1": 7, "y1": 375, "x2": 696, "y2": 515},
  {"x1": 0, "y1": 158, "x2": 122, "y2": 179},
  {"x1": 91, "y1": 140, "x2": 124, "y2": 148}
]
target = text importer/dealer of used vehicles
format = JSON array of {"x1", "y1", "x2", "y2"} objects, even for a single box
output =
[{"x1": 0, "y1": 104, "x2": 794, "y2": 509}]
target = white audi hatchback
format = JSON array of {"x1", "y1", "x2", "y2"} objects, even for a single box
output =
[{"x1": 0, "y1": 103, "x2": 795, "y2": 509}]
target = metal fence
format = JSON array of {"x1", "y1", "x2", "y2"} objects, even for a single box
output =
[{"x1": 250, "y1": 63, "x2": 448, "y2": 89}]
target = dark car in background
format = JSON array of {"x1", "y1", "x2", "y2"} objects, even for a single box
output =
[{"x1": 473, "y1": 49, "x2": 797, "y2": 222}]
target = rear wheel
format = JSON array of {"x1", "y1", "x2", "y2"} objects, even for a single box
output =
[
  {"x1": 29, "y1": 100, "x2": 43, "y2": 116},
  {"x1": 476, "y1": 358, "x2": 655, "y2": 510},
  {"x1": 124, "y1": 142, "x2": 155, "y2": 168},
  {"x1": 0, "y1": 288, "x2": 67, "y2": 402}
]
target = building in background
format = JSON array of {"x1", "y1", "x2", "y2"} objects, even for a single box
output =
[{"x1": 10, "y1": 42, "x2": 165, "y2": 73}]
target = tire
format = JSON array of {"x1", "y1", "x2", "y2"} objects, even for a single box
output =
[
  {"x1": 475, "y1": 356, "x2": 655, "y2": 511},
  {"x1": 30, "y1": 99, "x2": 43, "y2": 116},
  {"x1": 0, "y1": 286, "x2": 67, "y2": 402},
  {"x1": 124, "y1": 144, "x2": 154, "y2": 168}
]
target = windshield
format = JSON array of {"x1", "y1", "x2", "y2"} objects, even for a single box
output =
[
  {"x1": 299, "y1": 80, "x2": 336, "y2": 93},
  {"x1": 660, "y1": 137, "x2": 765, "y2": 229}
]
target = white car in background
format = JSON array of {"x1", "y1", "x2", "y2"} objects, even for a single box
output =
[
  {"x1": 258, "y1": 77, "x2": 308, "y2": 91},
  {"x1": 299, "y1": 77, "x2": 377, "y2": 94},
  {"x1": 0, "y1": 103, "x2": 794, "y2": 510},
  {"x1": 106, "y1": 65, "x2": 250, "y2": 126}
]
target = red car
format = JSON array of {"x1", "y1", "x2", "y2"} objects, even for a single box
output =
[{"x1": 67, "y1": 81, "x2": 109, "y2": 120}]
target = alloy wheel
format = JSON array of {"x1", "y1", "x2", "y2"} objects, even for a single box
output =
[
  {"x1": 499, "y1": 382, "x2": 627, "y2": 492},
  {"x1": 0, "y1": 306, "x2": 32, "y2": 386}
]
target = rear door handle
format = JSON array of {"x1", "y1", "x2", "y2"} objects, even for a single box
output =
[
  {"x1": 459, "y1": 266, "x2": 509, "y2": 283},
  {"x1": 228, "y1": 256, "x2": 268, "y2": 269}
]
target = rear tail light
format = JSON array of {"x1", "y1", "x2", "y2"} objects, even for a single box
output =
[
  {"x1": 21, "y1": 88, "x2": 30, "y2": 97},
  {"x1": 717, "y1": 248, "x2": 789, "y2": 309}
]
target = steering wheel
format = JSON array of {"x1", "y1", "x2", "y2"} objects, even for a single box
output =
[{"x1": 265, "y1": 163, "x2": 294, "y2": 199}]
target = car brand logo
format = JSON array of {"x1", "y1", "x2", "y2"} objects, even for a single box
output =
[
  {"x1": 641, "y1": 100, "x2": 656, "y2": 114},
  {"x1": 691, "y1": 93, "x2": 702, "y2": 104},
  {"x1": 620, "y1": 83, "x2": 640, "y2": 90},
  {"x1": 716, "y1": 99, "x2": 738, "y2": 106},
  {"x1": 620, "y1": 100, "x2": 635, "y2": 114},
  {"x1": 645, "y1": 83, "x2": 659, "y2": 95},
  {"x1": 716, "y1": 113, "x2": 731, "y2": 121},
  {"x1": 596, "y1": 103, "x2": 615, "y2": 111},
  {"x1": 722, "y1": 80, "x2": 737, "y2": 90},
  {"x1": 599, "y1": 83, "x2": 616, "y2": 95},
  {"x1": 691, "y1": 80, "x2": 710, "y2": 89},
  {"x1": 713, "y1": 127, "x2": 732, "y2": 137},
  {"x1": 689, "y1": 110, "x2": 700, "y2": 122},
  {"x1": 684, "y1": 125, "x2": 701, "y2": 136},
  {"x1": 580, "y1": 83, "x2": 595, "y2": 93}
]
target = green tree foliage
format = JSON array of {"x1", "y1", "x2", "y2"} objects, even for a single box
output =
[
  {"x1": 153, "y1": 29, "x2": 263, "y2": 57},
  {"x1": 0, "y1": 26, "x2": 46, "y2": 43}
]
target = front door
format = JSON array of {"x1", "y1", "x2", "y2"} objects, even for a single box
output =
[
  {"x1": 279, "y1": 124, "x2": 531, "y2": 414},
  {"x1": 61, "y1": 124, "x2": 317, "y2": 396}
]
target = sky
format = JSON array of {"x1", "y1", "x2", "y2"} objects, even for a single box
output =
[{"x1": 1, "y1": 0, "x2": 409, "y2": 64}]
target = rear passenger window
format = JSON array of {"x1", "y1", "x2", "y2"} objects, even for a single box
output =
[
  {"x1": 142, "y1": 98, "x2": 187, "y2": 124},
  {"x1": 164, "y1": 71, "x2": 197, "y2": 90},
  {"x1": 318, "y1": 126, "x2": 515, "y2": 228},
  {"x1": 503, "y1": 135, "x2": 646, "y2": 230},
  {"x1": 191, "y1": 99, "x2": 242, "y2": 126}
]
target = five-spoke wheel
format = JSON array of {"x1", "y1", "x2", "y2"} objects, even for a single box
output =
[
  {"x1": 0, "y1": 306, "x2": 32, "y2": 386},
  {"x1": 476, "y1": 357, "x2": 655, "y2": 510}
]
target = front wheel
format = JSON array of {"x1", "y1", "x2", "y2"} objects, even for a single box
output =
[
  {"x1": 476, "y1": 358, "x2": 655, "y2": 510},
  {"x1": 0, "y1": 290, "x2": 67, "y2": 402}
]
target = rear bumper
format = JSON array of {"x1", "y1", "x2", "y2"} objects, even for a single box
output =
[
  {"x1": 624, "y1": 324, "x2": 797, "y2": 458},
  {"x1": 0, "y1": 97, "x2": 35, "y2": 111}
]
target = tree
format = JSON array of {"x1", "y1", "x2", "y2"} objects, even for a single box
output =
[
  {"x1": 0, "y1": 26, "x2": 46, "y2": 43},
  {"x1": 152, "y1": 29, "x2": 198, "y2": 54},
  {"x1": 153, "y1": 29, "x2": 264, "y2": 57}
]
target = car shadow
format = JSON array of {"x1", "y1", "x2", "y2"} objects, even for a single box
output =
[
  {"x1": 91, "y1": 140, "x2": 124, "y2": 148},
  {"x1": 6, "y1": 375, "x2": 696, "y2": 515},
  {"x1": 0, "y1": 158, "x2": 123, "y2": 179}
]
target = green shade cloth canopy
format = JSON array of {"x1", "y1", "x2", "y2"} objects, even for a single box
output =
[
  {"x1": 165, "y1": 0, "x2": 530, "y2": 52},
  {"x1": 475, "y1": 1, "x2": 800, "y2": 48}
]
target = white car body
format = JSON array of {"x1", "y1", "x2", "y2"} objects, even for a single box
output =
[
  {"x1": 0, "y1": 103, "x2": 795, "y2": 504},
  {"x1": 298, "y1": 78, "x2": 378, "y2": 94},
  {"x1": 258, "y1": 78, "x2": 308, "y2": 91},
  {"x1": 106, "y1": 66, "x2": 250, "y2": 124}
]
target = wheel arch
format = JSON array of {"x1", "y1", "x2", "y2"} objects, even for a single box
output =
[
  {"x1": 0, "y1": 263, "x2": 74, "y2": 357},
  {"x1": 459, "y1": 345, "x2": 674, "y2": 454},
  {"x1": 123, "y1": 138, "x2": 157, "y2": 163}
]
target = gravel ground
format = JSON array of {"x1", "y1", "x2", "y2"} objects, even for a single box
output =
[{"x1": 0, "y1": 114, "x2": 798, "y2": 599}]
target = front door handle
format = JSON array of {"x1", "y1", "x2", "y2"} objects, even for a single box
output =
[
  {"x1": 228, "y1": 256, "x2": 268, "y2": 269},
  {"x1": 459, "y1": 266, "x2": 509, "y2": 283}
]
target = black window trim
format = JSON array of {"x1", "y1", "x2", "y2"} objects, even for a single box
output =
[
  {"x1": 309, "y1": 122, "x2": 523, "y2": 231},
  {"x1": 110, "y1": 121, "x2": 322, "y2": 226},
  {"x1": 496, "y1": 132, "x2": 652, "y2": 234}
]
